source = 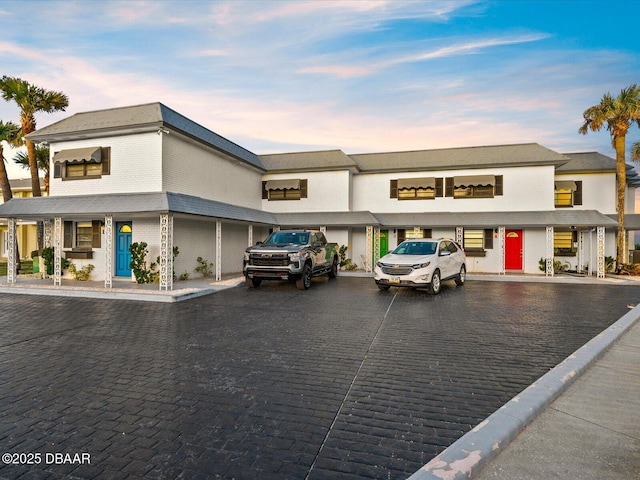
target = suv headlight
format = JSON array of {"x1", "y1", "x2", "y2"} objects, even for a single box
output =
[{"x1": 412, "y1": 262, "x2": 431, "y2": 269}]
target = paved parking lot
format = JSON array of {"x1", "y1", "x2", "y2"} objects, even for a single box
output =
[{"x1": 1, "y1": 277, "x2": 638, "y2": 480}]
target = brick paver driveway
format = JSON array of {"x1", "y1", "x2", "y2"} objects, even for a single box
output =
[{"x1": 1, "y1": 277, "x2": 638, "y2": 479}]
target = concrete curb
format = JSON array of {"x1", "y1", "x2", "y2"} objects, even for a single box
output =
[{"x1": 406, "y1": 303, "x2": 640, "y2": 480}]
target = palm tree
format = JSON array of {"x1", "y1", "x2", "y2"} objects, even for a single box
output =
[
  {"x1": 0, "y1": 76, "x2": 68, "y2": 197},
  {"x1": 0, "y1": 120, "x2": 20, "y2": 202},
  {"x1": 579, "y1": 84, "x2": 640, "y2": 266},
  {"x1": 13, "y1": 145, "x2": 50, "y2": 194}
]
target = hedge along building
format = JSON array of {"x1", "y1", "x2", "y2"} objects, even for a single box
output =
[{"x1": 0, "y1": 102, "x2": 634, "y2": 289}]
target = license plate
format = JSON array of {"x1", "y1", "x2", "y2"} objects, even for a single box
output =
[{"x1": 389, "y1": 276, "x2": 400, "y2": 284}]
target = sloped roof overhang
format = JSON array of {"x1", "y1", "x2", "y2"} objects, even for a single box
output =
[
  {"x1": 374, "y1": 210, "x2": 617, "y2": 229},
  {"x1": 0, "y1": 192, "x2": 278, "y2": 225}
]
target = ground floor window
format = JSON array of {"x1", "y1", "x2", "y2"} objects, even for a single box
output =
[
  {"x1": 463, "y1": 228, "x2": 494, "y2": 255},
  {"x1": 397, "y1": 228, "x2": 432, "y2": 244},
  {"x1": 554, "y1": 230, "x2": 577, "y2": 254}
]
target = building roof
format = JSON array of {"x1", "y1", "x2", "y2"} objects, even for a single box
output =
[
  {"x1": 275, "y1": 211, "x2": 380, "y2": 227},
  {"x1": 0, "y1": 178, "x2": 45, "y2": 191},
  {"x1": 27, "y1": 102, "x2": 265, "y2": 171},
  {"x1": 350, "y1": 143, "x2": 570, "y2": 172},
  {"x1": 0, "y1": 192, "x2": 277, "y2": 225},
  {"x1": 373, "y1": 210, "x2": 617, "y2": 228},
  {"x1": 557, "y1": 152, "x2": 640, "y2": 185},
  {"x1": 0, "y1": 192, "x2": 618, "y2": 229},
  {"x1": 260, "y1": 150, "x2": 357, "y2": 172}
]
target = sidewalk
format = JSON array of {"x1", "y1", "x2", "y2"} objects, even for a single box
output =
[{"x1": 409, "y1": 301, "x2": 640, "y2": 480}]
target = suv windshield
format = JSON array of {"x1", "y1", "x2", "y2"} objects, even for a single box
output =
[
  {"x1": 264, "y1": 231, "x2": 310, "y2": 245},
  {"x1": 392, "y1": 241, "x2": 437, "y2": 255}
]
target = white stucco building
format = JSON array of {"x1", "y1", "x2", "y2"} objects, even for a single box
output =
[{"x1": 0, "y1": 102, "x2": 637, "y2": 289}]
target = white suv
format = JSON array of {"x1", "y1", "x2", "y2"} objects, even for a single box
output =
[{"x1": 374, "y1": 238, "x2": 466, "y2": 294}]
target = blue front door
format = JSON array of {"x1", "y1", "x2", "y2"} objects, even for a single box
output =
[{"x1": 115, "y1": 222, "x2": 132, "y2": 277}]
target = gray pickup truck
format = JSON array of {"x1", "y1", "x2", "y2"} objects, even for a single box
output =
[{"x1": 243, "y1": 230, "x2": 339, "y2": 290}]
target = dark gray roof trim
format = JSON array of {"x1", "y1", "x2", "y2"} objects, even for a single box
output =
[
  {"x1": 27, "y1": 103, "x2": 264, "y2": 171},
  {"x1": 275, "y1": 211, "x2": 380, "y2": 227},
  {"x1": 374, "y1": 210, "x2": 617, "y2": 228},
  {"x1": 260, "y1": 150, "x2": 357, "y2": 172},
  {"x1": 608, "y1": 214, "x2": 640, "y2": 230},
  {"x1": 0, "y1": 192, "x2": 277, "y2": 225}
]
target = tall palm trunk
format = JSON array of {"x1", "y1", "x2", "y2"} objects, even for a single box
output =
[
  {"x1": 0, "y1": 145, "x2": 20, "y2": 272},
  {"x1": 0, "y1": 144, "x2": 12, "y2": 203},
  {"x1": 614, "y1": 135, "x2": 627, "y2": 264}
]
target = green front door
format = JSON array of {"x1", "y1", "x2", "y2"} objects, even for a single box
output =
[{"x1": 379, "y1": 230, "x2": 389, "y2": 256}]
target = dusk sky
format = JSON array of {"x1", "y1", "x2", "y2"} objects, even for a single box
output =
[{"x1": 1, "y1": 0, "x2": 639, "y2": 179}]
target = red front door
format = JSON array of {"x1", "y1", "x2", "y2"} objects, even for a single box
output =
[{"x1": 505, "y1": 229, "x2": 523, "y2": 270}]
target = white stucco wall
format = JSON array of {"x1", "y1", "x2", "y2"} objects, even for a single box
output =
[
  {"x1": 352, "y1": 166, "x2": 556, "y2": 213},
  {"x1": 49, "y1": 133, "x2": 163, "y2": 197},
  {"x1": 262, "y1": 170, "x2": 351, "y2": 212},
  {"x1": 162, "y1": 133, "x2": 263, "y2": 209},
  {"x1": 555, "y1": 172, "x2": 616, "y2": 214}
]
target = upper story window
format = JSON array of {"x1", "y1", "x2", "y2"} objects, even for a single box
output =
[
  {"x1": 390, "y1": 178, "x2": 442, "y2": 200},
  {"x1": 554, "y1": 180, "x2": 582, "y2": 208},
  {"x1": 53, "y1": 147, "x2": 110, "y2": 180},
  {"x1": 446, "y1": 175, "x2": 503, "y2": 198},
  {"x1": 262, "y1": 179, "x2": 308, "y2": 201}
]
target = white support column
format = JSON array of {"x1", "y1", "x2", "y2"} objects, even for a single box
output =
[
  {"x1": 546, "y1": 226, "x2": 554, "y2": 277},
  {"x1": 374, "y1": 227, "x2": 381, "y2": 265},
  {"x1": 578, "y1": 230, "x2": 585, "y2": 273},
  {"x1": 159, "y1": 213, "x2": 174, "y2": 291},
  {"x1": 320, "y1": 226, "x2": 327, "y2": 235},
  {"x1": 498, "y1": 227, "x2": 505, "y2": 275},
  {"x1": 54, "y1": 217, "x2": 62, "y2": 286},
  {"x1": 216, "y1": 221, "x2": 222, "y2": 281},
  {"x1": 104, "y1": 216, "x2": 113, "y2": 288},
  {"x1": 414, "y1": 226, "x2": 421, "y2": 238},
  {"x1": 597, "y1": 226, "x2": 605, "y2": 279},
  {"x1": 365, "y1": 225, "x2": 373, "y2": 273},
  {"x1": 43, "y1": 219, "x2": 52, "y2": 248},
  {"x1": 455, "y1": 227, "x2": 463, "y2": 246},
  {"x1": 6, "y1": 218, "x2": 16, "y2": 284},
  {"x1": 248, "y1": 224, "x2": 253, "y2": 247}
]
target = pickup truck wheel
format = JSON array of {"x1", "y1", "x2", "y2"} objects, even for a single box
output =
[
  {"x1": 296, "y1": 263, "x2": 312, "y2": 290},
  {"x1": 377, "y1": 284, "x2": 390, "y2": 291},
  {"x1": 328, "y1": 257, "x2": 338, "y2": 279},
  {"x1": 246, "y1": 277, "x2": 261, "y2": 288}
]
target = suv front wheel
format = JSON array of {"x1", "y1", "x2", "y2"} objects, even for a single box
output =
[{"x1": 427, "y1": 269, "x2": 441, "y2": 295}]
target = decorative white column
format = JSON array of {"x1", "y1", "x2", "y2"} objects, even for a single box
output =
[
  {"x1": 216, "y1": 221, "x2": 222, "y2": 281},
  {"x1": 578, "y1": 230, "x2": 585, "y2": 273},
  {"x1": 104, "y1": 216, "x2": 113, "y2": 288},
  {"x1": 320, "y1": 226, "x2": 327, "y2": 234},
  {"x1": 365, "y1": 226, "x2": 373, "y2": 273},
  {"x1": 455, "y1": 227, "x2": 463, "y2": 246},
  {"x1": 374, "y1": 227, "x2": 381, "y2": 265},
  {"x1": 248, "y1": 224, "x2": 253, "y2": 247},
  {"x1": 498, "y1": 227, "x2": 505, "y2": 275},
  {"x1": 546, "y1": 226, "x2": 554, "y2": 277},
  {"x1": 6, "y1": 218, "x2": 16, "y2": 284},
  {"x1": 43, "y1": 219, "x2": 52, "y2": 248},
  {"x1": 54, "y1": 217, "x2": 62, "y2": 286},
  {"x1": 159, "y1": 213, "x2": 173, "y2": 291},
  {"x1": 597, "y1": 226, "x2": 605, "y2": 279}
]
